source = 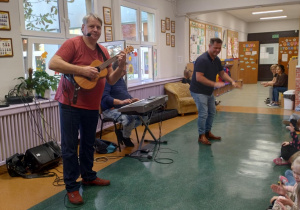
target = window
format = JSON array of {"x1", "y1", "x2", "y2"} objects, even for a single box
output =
[
  {"x1": 20, "y1": 0, "x2": 93, "y2": 77},
  {"x1": 120, "y1": 3, "x2": 156, "y2": 83},
  {"x1": 20, "y1": 0, "x2": 93, "y2": 38}
]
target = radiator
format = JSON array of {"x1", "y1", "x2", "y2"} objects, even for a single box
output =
[
  {"x1": 0, "y1": 100, "x2": 105, "y2": 166},
  {"x1": 0, "y1": 101, "x2": 61, "y2": 166}
]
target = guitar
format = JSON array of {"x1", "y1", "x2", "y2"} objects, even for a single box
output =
[{"x1": 73, "y1": 46, "x2": 134, "y2": 89}]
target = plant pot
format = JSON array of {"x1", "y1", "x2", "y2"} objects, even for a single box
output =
[{"x1": 44, "y1": 89, "x2": 51, "y2": 99}]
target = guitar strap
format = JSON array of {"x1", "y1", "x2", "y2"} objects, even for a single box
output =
[{"x1": 64, "y1": 43, "x2": 108, "y2": 104}]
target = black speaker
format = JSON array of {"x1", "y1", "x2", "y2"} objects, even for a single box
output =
[{"x1": 25, "y1": 141, "x2": 61, "y2": 173}]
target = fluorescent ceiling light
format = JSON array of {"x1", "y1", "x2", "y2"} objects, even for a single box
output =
[
  {"x1": 252, "y1": 10, "x2": 283, "y2": 15},
  {"x1": 260, "y1": 16, "x2": 287, "y2": 20}
]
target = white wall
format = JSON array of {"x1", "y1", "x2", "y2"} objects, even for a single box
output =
[
  {"x1": 188, "y1": 11, "x2": 248, "y2": 60},
  {"x1": 176, "y1": 0, "x2": 300, "y2": 16},
  {"x1": 0, "y1": 1, "x2": 25, "y2": 100},
  {"x1": 248, "y1": 19, "x2": 299, "y2": 33}
]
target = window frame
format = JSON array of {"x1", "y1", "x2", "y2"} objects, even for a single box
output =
[
  {"x1": 119, "y1": 1, "x2": 157, "y2": 83},
  {"x1": 19, "y1": 0, "x2": 93, "y2": 39}
]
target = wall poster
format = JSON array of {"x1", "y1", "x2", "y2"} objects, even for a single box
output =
[
  {"x1": 227, "y1": 29, "x2": 239, "y2": 58},
  {"x1": 189, "y1": 20, "x2": 205, "y2": 62},
  {"x1": 205, "y1": 24, "x2": 222, "y2": 49}
]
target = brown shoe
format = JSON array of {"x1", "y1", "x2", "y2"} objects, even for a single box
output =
[
  {"x1": 205, "y1": 131, "x2": 221, "y2": 140},
  {"x1": 82, "y1": 177, "x2": 110, "y2": 186},
  {"x1": 67, "y1": 191, "x2": 84, "y2": 205},
  {"x1": 198, "y1": 134, "x2": 211, "y2": 145}
]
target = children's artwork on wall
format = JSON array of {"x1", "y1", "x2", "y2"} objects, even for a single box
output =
[
  {"x1": 171, "y1": 35, "x2": 175, "y2": 47},
  {"x1": 189, "y1": 20, "x2": 206, "y2": 62},
  {"x1": 227, "y1": 29, "x2": 239, "y2": 58},
  {"x1": 205, "y1": 24, "x2": 222, "y2": 50}
]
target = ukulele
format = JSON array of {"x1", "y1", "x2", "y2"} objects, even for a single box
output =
[{"x1": 73, "y1": 46, "x2": 134, "y2": 89}]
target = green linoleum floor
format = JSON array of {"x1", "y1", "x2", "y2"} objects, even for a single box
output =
[{"x1": 30, "y1": 112, "x2": 291, "y2": 210}]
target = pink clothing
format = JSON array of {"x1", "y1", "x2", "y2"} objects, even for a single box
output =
[{"x1": 54, "y1": 36, "x2": 111, "y2": 110}]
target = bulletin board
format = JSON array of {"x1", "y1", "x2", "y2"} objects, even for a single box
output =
[
  {"x1": 205, "y1": 24, "x2": 222, "y2": 50},
  {"x1": 227, "y1": 29, "x2": 239, "y2": 58},
  {"x1": 189, "y1": 20, "x2": 206, "y2": 62}
]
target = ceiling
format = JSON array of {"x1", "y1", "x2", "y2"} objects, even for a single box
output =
[{"x1": 226, "y1": 4, "x2": 300, "y2": 23}]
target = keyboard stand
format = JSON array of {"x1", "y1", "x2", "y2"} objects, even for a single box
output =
[{"x1": 128, "y1": 109, "x2": 167, "y2": 159}]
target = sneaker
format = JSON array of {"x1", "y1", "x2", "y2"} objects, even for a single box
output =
[
  {"x1": 271, "y1": 103, "x2": 279, "y2": 107},
  {"x1": 279, "y1": 176, "x2": 288, "y2": 185},
  {"x1": 267, "y1": 102, "x2": 274, "y2": 106},
  {"x1": 122, "y1": 137, "x2": 134, "y2": 147},
  {"x1": 215, "y1": 100, "x2": 221, "y2": 106},
  {"x1": 82, "y1": 177, "x2": 110, "y2": 186},
  {"x1": 67, "y1": 191, "x2": 84, "y2": 205}
]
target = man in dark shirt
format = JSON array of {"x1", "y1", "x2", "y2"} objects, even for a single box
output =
[
  {"x1": 101, "y1": 61, "x2": 144, "y2": 147},
  {"x1": 190, "y1": 38, "x2": 239, "y2": 145}
]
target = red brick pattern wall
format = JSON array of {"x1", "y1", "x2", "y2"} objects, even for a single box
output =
[{"x1": 295, "y1": 67, "x2": 300, "y2": 109}]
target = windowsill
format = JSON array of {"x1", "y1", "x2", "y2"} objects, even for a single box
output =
[{"x1": 128, "y1": 77, "x2": 182, "y2": 90}]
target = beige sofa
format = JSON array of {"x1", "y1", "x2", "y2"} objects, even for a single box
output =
[{"x1": 164, "y1": 82, "x2": 197, "y2": 116}]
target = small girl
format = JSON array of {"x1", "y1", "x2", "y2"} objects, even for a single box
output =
[
  {"x1": 273, "y1": 119, "x2": 300, "y2": 165},
  {"x1": 270, "y1": 156, "x2": 300, "y2": 209},
  {"x1": 182, "y1": 68, "x2": 192, "y2": 84}
]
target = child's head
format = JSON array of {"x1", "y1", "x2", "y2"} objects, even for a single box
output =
[
  {"x1": 184, "y1": 68, "x2": 192, "y2": 79},
  {"x1": 270, "y1": 64, "x2": 278, "y2": 74},
  {"x1": 290, "y1": 119, "x2": 298, "y2": 129},
  {"x1": 292, "y1": 156, "x2": 300, "y2": 183}
]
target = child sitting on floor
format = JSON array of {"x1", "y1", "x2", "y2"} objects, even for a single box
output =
[
  {"x1": 269, "y1": 156, "x2": 300, "y2": 209},
  {"x1": 182, "y1": 67, "x2": 192, "y2": 84},
  {"x1": 273, "y1": 119, "x2": 300, "y2": 165}
]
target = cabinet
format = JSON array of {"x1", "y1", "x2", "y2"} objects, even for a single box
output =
[
  {"x1": 222, "y1": 58, "x2": 240, "y2": 81},
  {"x1": 288, "y1": 58, "x2": 298, "y2": 90}
]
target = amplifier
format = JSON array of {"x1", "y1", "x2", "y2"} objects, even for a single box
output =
[{"x1": 25, "y1": 141, "x2": 61, "y2": 173}]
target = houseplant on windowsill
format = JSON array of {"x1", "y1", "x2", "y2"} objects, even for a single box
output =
[
  {"x1": 6, "y1": 68, "x2": 35, "y2": 104},
  {"x1": 32, "y1": 70, "x2": 60, "y2": 98}
]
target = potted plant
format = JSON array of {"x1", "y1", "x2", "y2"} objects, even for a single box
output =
[
  {"x1": 6, "y1": 68, "x2": 35, "y2": 104},
  {"x1": 32, "y1": 70, "x2": 60, "y2": 98}
]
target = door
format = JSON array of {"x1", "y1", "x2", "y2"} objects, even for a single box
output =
[
  {"x1": 278, "y1": 37, "x2": 299, "y2": 74},
  {"x1": 239, "y1": 41, "x2": 259, "y2": 84}
]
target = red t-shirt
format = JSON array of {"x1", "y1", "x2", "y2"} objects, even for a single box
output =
[{"x1": 54, "y1": 36, "x2": 111, "y2": 110}]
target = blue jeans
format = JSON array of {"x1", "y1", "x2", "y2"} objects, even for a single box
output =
[
  {"x1": 102, "y1": 109, "x2": 145, "y2": 138},
  {"x1": 59, "y1": 103, "x2": 98, "y2": 192},
  {"x1": 190, "y1": 91, "x2": 216, "y2": 135},
  {"x1": 272, "y1": 87, "x2": 287, "y2": 102},
  {"x1": 285, "y1": 169, "x2": 296, "y2": 186}
]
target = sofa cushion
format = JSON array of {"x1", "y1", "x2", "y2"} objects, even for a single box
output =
[{"x1": 167, "y1": 83, "x2": 191, "y2": 98}]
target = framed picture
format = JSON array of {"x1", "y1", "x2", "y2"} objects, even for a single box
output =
[
  {"x1": 0, "y1": 11, "x2": 11, "y2": 30},
  {"x1": 166, "y1": 33, "x2": 170, "y2": 46},
  {"x1": 171, "y1": 21, "x2": 175, "y2": 33},
  {"x1": 171, "y1": 35, "x2": 175, "y2": 47},
  {"x1": 0, "y1": 0, "x2": 9, "y2": 2},
  {"x1": 103, "y1": 7, "x2": 112, "y2": 25},
  {"x1": 161, "y1": 20, "x2": 166, "y2": 33},
  {"x1": 0, "y1": 38, "x2": 13, "y2": 57},
  {"x1": 166, "y1": 17, "x2": 170, "y2": 30},
  {"x1": 104, "y1": 26, "x2": 113, "y2": 42}
]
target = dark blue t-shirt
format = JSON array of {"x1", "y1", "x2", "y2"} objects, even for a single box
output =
[
  {"x1": 101, "y1": 78, "x2": 132, "y2": 111},
  {"x1": 190, "y1": 51, "x2": 223, "y2": 96}
]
